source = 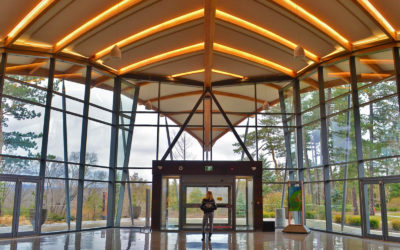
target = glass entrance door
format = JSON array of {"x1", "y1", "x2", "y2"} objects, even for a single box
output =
[
  {"x1": 182, "y1": 185, "x2": 232, "y2": 230},
  {"x1": 0, "y1": 176, "x2": 41, "y2": 238},
  {"x1": 361, "y1": 177, "x2": 400, "y2": 242}
]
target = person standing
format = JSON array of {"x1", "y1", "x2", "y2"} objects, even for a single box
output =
[{"x1": 200, "y1": 191, "x2": 217, "y2": 241}]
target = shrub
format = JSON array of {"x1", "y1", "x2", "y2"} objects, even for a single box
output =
[
  {"x1": 388, "y1": 197, "x2": 400, "y2": 211},
  {"x1": 388, "y1": 207, "x2": 398, "y2": 212},
  {"x1": 263, "y1": 211, "x2": 275, "y2": 218},
  {"x1": 48, "y1": 213, "x2": 65, "y2": 222},
  {"x1": 347, "y1": 216, "x2": 361, "y2": 226},
  {"x1": 369, "y1": 217, "x2": 380, "y2": 229},
  {"x1": 392, "y1": 219, "x2": 400, "y2": 231},
  {"x1": 333, "y1": 214, "x2": 342, "y2": 223},
  {"x1": 306, "y1": 210, "x2": 316, "y2": 219}
]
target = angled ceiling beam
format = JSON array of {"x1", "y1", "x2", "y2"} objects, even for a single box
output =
[
  {"x1": 54, "y1": 0, "x2": 143, "y2": 53},
  {"x1": 168, "y1": 109, "x2": 249, "y2": 117},
  {"x1": 6, "y1": 62, "x2": 47, "y2": 73},
  {"x1": 212, "y1": 74, "x2": 292, "y2": 85},
  {"x1": 358, "y1": 55, "x2": 385, "y2": 76},
  {"x1": 270, "y1": 0, "x2": 351, "y2": 51},
  {"x1": 118, "y1": 43, "x2": 204, "y2": 74},
  {"x1": 54, "y1": 73, "x2": 82, "y2": 78},
  {"x1": 91, "y1": 75, "x2": 111, "y2": 88},
  {"x1": 28, "y1": 58, "x2": 48, "y2": 74},
  {"x1": 214, "y1": 43, "x2": 296, "y2": 76},
  {"x1": 64, "y1": 65, "x2": 84, "y2": 74},
  {"x1": 213, "y1": 90, "x2": 265, "y2": 104},
  {"x1": 355, "y1": 0, "x2": 396, "y2": 40},
  {"x1": 91, "y1": 7, "x2": 321, "y2": 63},
  {"x1": 171, "y1": 68, "x2": 245, "y2": 79},
  {"x1": 92, "y1": 9, "x2": 204, "y2": 60},
  {"x1": 216, "y1": 10, "x2": 319, "y2": 62},
  {"x1": 122, "y1": 72, "x2": 203, "y2": 86},
  {"x1": 263, "y1": 83, "x2": 282, "y2": 90},
  {"x1": 147, "y1": 90, "x2": 203, "y2": 103},
  {"x1": 302, "y1": 78, "x2": 319, "y2": 89},
  {"x1": 5, "y1": 0, "x2": 57, "y2": 47},
  {"x1": 146, "y1": 89, "x2": 265, "y2": 104}
]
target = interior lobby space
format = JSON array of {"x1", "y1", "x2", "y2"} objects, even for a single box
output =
[
  {"x1": 2, "y1": 0, "x2": 400, "y2": 249},
  {"x1": 1, "y1": 228, "x2": 400, "y2": 250}
]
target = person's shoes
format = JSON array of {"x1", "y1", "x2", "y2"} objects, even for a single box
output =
[
  {"x1": 208, "y1": 233, "x2": 212, "y2": 241},
  {"x1": 201, "y1": 232, "x2": 205, "y2": 241}
]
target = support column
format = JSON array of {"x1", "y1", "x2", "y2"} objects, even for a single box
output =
[
  {"x1": 279, "y1": 89, "x2": 294, "y2": 208},
  {"x1": 156, "y1": 82, "x2": 161, "y2": 160},
  {"x1": 61, "y1": 80, "x2": 71, "y2": 230},
  {"x1": 38, "y1": 57, "x2": 55, "y2": 233},
  {"x1": 318, "y1": 66, "x2": 332, "y2": 231},
  {"x1": 392, "y1": 47, "x2": 400, "y2": 114},
  {"x1": 293, "y1": 79, "x2": 304, "y2": 181},
  {"x1": 76, "y1": 66, "x2": 92, "y2": 231},
  {"x1": 349, "y1": 56, "x2": 368, "y2": 234},
  {"x1": 254, "y1": 83, "x2": 259, "y2": 160},
  {"x1": 0, "y1": 53, "x2": 7, "y2": 104},
  {"x1": 107, "y1": 77, "x2": 121, "y2": 227},
  {"x1": 115, "y1": 86, "x2": 140, "y2": 226}
]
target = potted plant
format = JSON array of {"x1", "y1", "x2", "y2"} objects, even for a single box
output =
[
  {"x1": 132, "y1": 194, "x2": 141, "y2": 219},
  {"x1": 29, "y1": 208, "x2": 47, "y2": 228}
]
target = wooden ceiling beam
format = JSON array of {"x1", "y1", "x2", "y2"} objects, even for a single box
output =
[
  {"x1": 5, "y1": 0, "x2": 57, "y2": 47},
  {"x1": 204, "y1": 0, "x2": 216, "y2": 150},
  {"x1": 91, "y1": 75, "x2": 111, "y2": 88},
  {"x1": 28, "y1": 58, "x2": 48, "y2": 74},
  {"x1": 54, "y1": 0, "x2": 144, "y2": 53},
  {"x1": 302, "y1": 78, "x2": 319, "y2": 89},
  {"x1": 147, "y1": 90, "x2": 203, "y2": 103},
  {"x1": 269, "y1": 0, "x2": 351, "y2": 51},
  {"x1": 358, "y1": 55, "x2": 385, "y2": 76},
  {"x1": 5, "y1": 62, "x2": 47, "y2": 73},
  {"x1": 354, "y1": 0, "x2": 396, "y2": 41},
  {"x1": 145, "y1": 90, "x2": 266, "y2": 104}
]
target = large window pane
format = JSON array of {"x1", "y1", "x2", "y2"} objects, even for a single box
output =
[
  {"x1": 82, "y1": 181, "x2": 108, "y2": 229},
  {"x1": 305, "y1": 182, "x2": 326, "y2": 230},
  {"x1": 331, "y1": 180, "x2": 361, "y2": 235},
  {"x1": 86, "y1": 121, "x2": 111, "y2": 167},
  {"x1": 1, "y1": 98, "x2": 45, "y2": 158},
  {"x1": 361, "y1": 96, "x2": 400, "y2": 160}
]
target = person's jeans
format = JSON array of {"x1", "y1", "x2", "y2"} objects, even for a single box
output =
[{"x1": 202, "y1": 212, "x2": 214, "y2": 233}]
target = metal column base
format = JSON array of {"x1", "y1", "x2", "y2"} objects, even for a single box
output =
[{"x1": 282, "y1": 224, "x2": 311, "y2": 234}]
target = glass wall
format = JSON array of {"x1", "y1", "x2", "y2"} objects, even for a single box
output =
[{"x1": 0, "y1": 45, "x2": 400, "y2": 239}]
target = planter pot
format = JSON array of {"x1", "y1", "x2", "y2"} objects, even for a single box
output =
[
  {"x1": 29, "y1": 208, "x2": 47, "y2": 228},
  {"x1": 133, "y1": 206, "x2": 141, "y2": 219}
]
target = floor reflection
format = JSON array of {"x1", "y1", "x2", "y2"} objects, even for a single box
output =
[{"x1": 0, "y1": 228, "x2": 399, "y2": 249}]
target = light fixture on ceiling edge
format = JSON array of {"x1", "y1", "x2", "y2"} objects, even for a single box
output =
[
  {"x1": 294, "y1": 45, "x2": 305, "y2": 59},
  {"x1": 110, "y1": 44, "x2": 122, "y2": 59}
]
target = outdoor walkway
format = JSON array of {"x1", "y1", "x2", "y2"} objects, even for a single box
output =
[{"x1": 0, "y1": 228, "x2": 400, "y2": 249}]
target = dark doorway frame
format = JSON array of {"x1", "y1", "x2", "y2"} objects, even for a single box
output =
[{"x1": 151, "y1": 160, "x2": 263, "y2": 231}]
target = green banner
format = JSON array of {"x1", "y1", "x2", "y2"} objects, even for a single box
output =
[{"x1": 288, "y1": 186, "x2": 302, "y2": 211}]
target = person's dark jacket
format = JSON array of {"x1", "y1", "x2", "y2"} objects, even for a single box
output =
[{"x1": 200, "y1": 198, "x2": 217, "y2": 214}]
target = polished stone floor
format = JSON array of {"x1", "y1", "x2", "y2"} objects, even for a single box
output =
[{"x1": 0, "y1": 228, "x2": 400, "y2": 249}]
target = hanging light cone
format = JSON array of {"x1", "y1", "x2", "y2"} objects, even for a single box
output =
[
  {"x1": 294, "y1": 45, "x2": 305, "y2": 59},
  {"x1": 145, "y1": 100, "x2": 152, "y2": 110},
  {"x1": 110, "y1": 44, "x2": 122, "y2": 59},
  {"x1": 263, "y1": 101, "x2": 270, "y2": 110}
]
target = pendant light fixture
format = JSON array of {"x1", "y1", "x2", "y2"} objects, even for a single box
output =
[
  {"x1": 294, "y1": 45, "x2": 305, "y2": 59},
  {"x1": 110, "y1": 44, "x2": 122, "y2": 59}
]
